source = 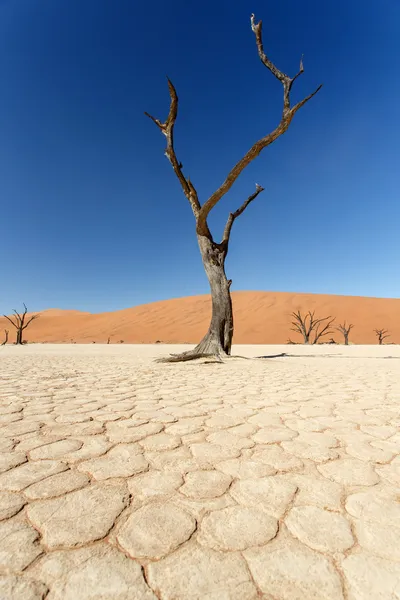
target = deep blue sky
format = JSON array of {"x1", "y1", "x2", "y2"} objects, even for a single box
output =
[{"x1": 1, "y1": 0, "x2": 399, "y2": 313}]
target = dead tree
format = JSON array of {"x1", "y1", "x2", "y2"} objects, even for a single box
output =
[
  {"x1": 290, "y1": 310, "x2": 335, "y2": 344},
  {"x1": 336, "y1": 322, "x2": 354, "y2": 345},
  {"x1": 146, "y1": 14, "x2": 322, "y2": 362},
  {"x1": 3, "y1": 304, "x2": 40, "y2": 345},
  {"x1": 374, "y1": 328, "x2": 390, "y2": 345},
  {"x1": 1, "y1": 330, "x2": 9, "y2": 346}
]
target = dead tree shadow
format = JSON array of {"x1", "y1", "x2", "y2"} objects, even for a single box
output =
[{"x1": 256, "y1": 353, "x2": 288, "y2": 359}]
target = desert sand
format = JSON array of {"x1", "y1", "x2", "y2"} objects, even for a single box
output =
[
  {"x1": 1, "y1": 343, "x2": 400, "y2": 599},
  {"x1": 1, "y1": 291, "x2": 399, "y2": 345}
]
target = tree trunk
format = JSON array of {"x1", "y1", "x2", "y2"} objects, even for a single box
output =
[
  {"x1": 194, "y1": 235, "x2": 233, "y2": 356},
  {"x1": 16, "y1": 329, "x2": 22, "y2": 345},
  {"x1": 344, "y1": 334, "x2": 348, "y2": 345},
  {"x1": 161, "y1": 235, "x2": 233, "y2": 362}
]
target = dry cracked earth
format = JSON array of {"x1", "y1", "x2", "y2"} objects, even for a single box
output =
[{"x1": 0, "y1": 344, "x2": 400, "y2": 600}]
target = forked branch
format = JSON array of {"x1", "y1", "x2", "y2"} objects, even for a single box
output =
[
  {"x1": 3, "y1": 314, "x2": 18, "y2": 329},
  {"x1": 22, "y1": 314, "x2": 40, "y2": 329},
  {"x1": 195, "y1": 14, "x2": 322, "y2": 235},
  {"x1": 147, "y1": 15, "x2": 322, "y2": 239},
  {"x1": 252, "y1": 15, "x2": 304, "y2": 114},
  {"x1": 221, "y1": 184, "x2": 265, "y2": 247},
  {"x1": 145, "y1": 79, "x2": 201, "y2": 219},
  {"x1": 313, "y1": 317, "x2": 335, "y2": 344}
]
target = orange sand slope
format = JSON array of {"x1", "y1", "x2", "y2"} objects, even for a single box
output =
[{"x1": 1, "y1": 292, "x2": 399, "y2": 344}]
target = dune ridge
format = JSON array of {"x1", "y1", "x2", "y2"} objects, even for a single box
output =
[{"x1": 1, "y1": 291, "x2": 399, "y2": 345}]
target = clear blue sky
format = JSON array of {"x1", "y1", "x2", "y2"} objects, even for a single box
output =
[{"x1": 1, "y1": 0, "x2": 399, "y2": 313}]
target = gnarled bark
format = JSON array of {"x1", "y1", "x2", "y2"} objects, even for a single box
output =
[
  {"x1": 196, "y1": 236, "x2": 233, "y2": 354},
  {"x1": 163, "y1": 236, "x2": 232, "y2": 362}
]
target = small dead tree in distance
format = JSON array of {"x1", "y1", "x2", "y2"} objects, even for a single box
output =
[
  {"x1": 290, "y1": 310, "x2": 335, "y2": 344},
  {"x1": 1, "y1": 330, "x2": 9, "y2": 346},
  {"x1": 336, "y1": 322, "x2": 354, "y2": 345},
  {"x1": 146, "y1": 14, "x2": 322, "y2": 362},
  {"x1": 3, "y1": 304, "x2": 40, "y2": 345},
  {"x1": 374, "y1": 328, "x2": 390, "y2": 345}
]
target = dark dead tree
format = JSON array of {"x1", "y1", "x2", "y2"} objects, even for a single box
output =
[
  {"x1": 336, "y1": 322, "x2": 354, "y2": 345},
  {"x1": 1, "y1": 329, "x2": 9, "y2": 346},
  {"x1": 374, "y1": 328, "x2": 390, "y2": 345},
  {"x1": 290, "y1": 310, "x2": 335, "y2": 344},
  {"x1": 3, "y1": 304, "x2": 40, "y2": 345},
  {"x1": 313, "y1": 318, "x2": 336, "y2": 344},
  {"x1": 146, "y1": 14, "x2": 322, "y2": 362}
]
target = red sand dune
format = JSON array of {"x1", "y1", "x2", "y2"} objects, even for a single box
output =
[{"x1": 0, "y1": 291, "x2": 399, "y2": 345}]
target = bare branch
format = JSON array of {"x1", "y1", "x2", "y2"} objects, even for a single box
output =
[
  {"x1": 251, "y1": 14, "x2": 288, "y2": 83},
  {"x1": 290, "y1": 310, "x2": 308, "y2": 341},
  {"x1": 12, "y1": 309, "x2": 23, "y2": 325},
  {"x1": 144, "y1": 113, "x2": 164, "y2": 129},
  {"x1": 291, "y1": 84, "x2": 323, "y2": 116},
  {"x1": 22, "y1": 314, "x2": 40, "y2": 330},
  {"x1": 306, "y1": 311, "x2": 318, "y2": 338},
  {"x1": 3, "y1": 314, "x2": 19, "y2": 329},
  {"x1": 222, "y1": 184, "x2": 265, "y2": 246},
  {"x1": 291, "y1": 55, "x2": 304, "y2": 86},
  {"x1": 145, "y1": 78, "x2": 201, "y2": 220},
  {"x1": 196, "y1": 15, "x2": 322, "y2": 236},
  {"x1": 251, "y1": 14, "x2": 296, "y2": 113},
  {"x1": 313, "y1": 317, "x2": 335, "y2": 344},
  {"x1": 20, "y1": 303, "x2": 28, "y2": 329}
]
